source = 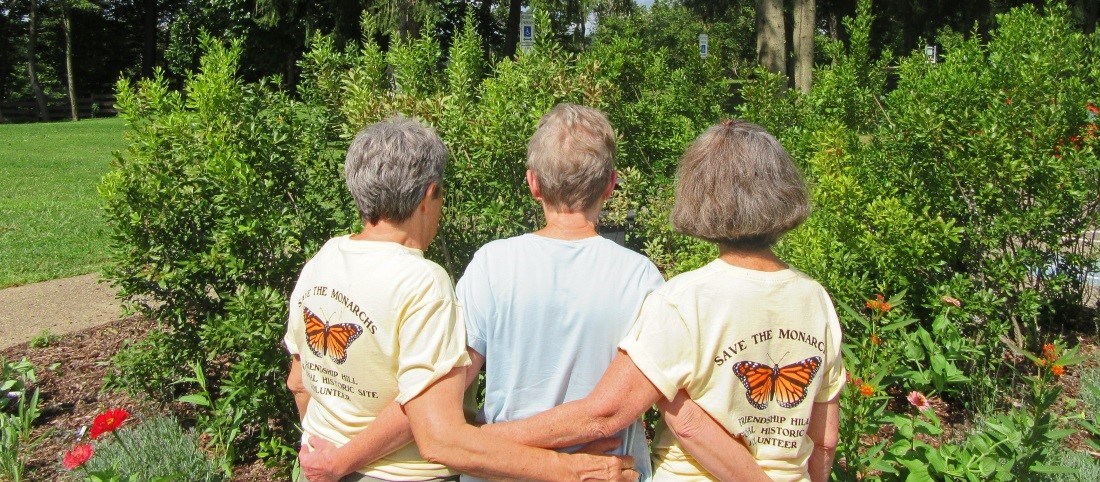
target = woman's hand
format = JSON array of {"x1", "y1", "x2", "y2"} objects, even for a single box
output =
[{"x1": 299, "y1": 435, "x2": 346, "y2": 482}]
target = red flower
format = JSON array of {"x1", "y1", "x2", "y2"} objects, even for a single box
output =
[
  {"x1": 90, "y1": 408, "x2": 130, "y2": 440},
  {"x1": 907, "y1": 391, "x2": 931, "y2": 411},
  {"x1": 62, "y1": 444, "x2": 94, "y2": 470},
  {"x1": 1088, "y1": 103, "x2": 1099, "y2": 115}
]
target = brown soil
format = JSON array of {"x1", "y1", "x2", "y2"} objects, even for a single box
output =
[{"x1": 0, "y1": 275, "x2": 280, "y2": 481}]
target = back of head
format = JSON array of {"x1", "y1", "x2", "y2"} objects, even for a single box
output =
[
  {"x1": 526, "y1": 103, "x2": 616, "y2": 212},
  {"x1": 345, "y1": 117, "x2": 448, "y2": 224},
  {"x1": 670, "y1": 119, "x2": 809, "y2": 249}
]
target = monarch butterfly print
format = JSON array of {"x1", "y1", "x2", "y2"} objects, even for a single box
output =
[
  {"x1": 304, "y1": 307, "x2": 363, "y2": 364},
  {"x1": 732, "y1": 356, "x2": 822, "y2": 410}
]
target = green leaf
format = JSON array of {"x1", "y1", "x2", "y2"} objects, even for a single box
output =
[{"x1": 177, "y1": 394, "x2": 210, "y2": 407}]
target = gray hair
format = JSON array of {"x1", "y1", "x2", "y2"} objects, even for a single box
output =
[
  {"x1": 526, "y1": 103, "x2": 616, "y2": 211},
  {"x1": 345, "y1": 117, "x2": 448, "y2": 224},
  {"x1": 670, "y1": 119, "x2": 810, "y2": 249}
]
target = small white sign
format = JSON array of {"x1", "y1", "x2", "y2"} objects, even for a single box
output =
[
  {"x1": 520, "y1": 12, "x2": 534, "y2": 53},
  {"x1": 925, "y1": 44, "x2": 938, "y2": 64},
  {"x1": 699, "y1": 34, "x2": 709, "y2": 59}
]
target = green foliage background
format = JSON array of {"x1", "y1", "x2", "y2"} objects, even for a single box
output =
[{"x1": 100, "y1": 2, "x2": 1099, "y2": 478}]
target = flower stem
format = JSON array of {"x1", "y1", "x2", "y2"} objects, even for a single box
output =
[{"x1": 110, "y1": 430, "x2": 140, "y2": 469}]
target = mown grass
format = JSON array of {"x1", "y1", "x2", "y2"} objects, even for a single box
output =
[{"x1": 0, "y1": 117, "x2": 127, "y2": 288}]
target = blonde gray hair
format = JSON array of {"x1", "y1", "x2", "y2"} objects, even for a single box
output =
[
  {"x1": 526, "y1": 103, "x2": 616, "y2": 211},
  {"x1": 670, "y1": 119, "x2": 809, "y2": 249},
  {"x1": 345, "y1": 117, "x2": 448, "y2": 224}
]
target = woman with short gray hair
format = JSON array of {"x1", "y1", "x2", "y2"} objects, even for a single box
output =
[{"x1": 482, "y1": 120, "x2": 846, "y2": 482}]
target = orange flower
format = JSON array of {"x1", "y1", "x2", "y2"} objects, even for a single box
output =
[
  {"x1": 1042, "y1": 343, "x2": 1057, "y2": 361},
  {"x1": 90, "y1": 408, "x2": 130, "y2": 440},
  {"x1": 1005, "y1": 98, "x2": 1013, "y2": 106},
  {"x1": 1052, "y1": 364, "x2": 1065, "y2": 377},
  {"x1": 865, "y1": 294, "x2": 892, "y2": 314},
  {"x1": 62, "y1": 444, "x2": 94, "y2": 470},
  {"x1": 870, "y1": 334, "x2": 882, "y2": 346},
  {"x1": 859, "y1": 383, "x2": 874, "y2": 397},
  {"x1": 1035, "y1": 358, "x2": 1047, "y2": 367}
]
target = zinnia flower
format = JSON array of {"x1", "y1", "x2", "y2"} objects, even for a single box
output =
[
  {"x1": 859, "y1": 383, "x2": 874, "y2": 397},
  {"x1": 907, "y1": 391, "x2": 931, "y2": 411},
  {"x1": 90, "y1": 408, "x2": 130, "y2": 440},
  {"x1": 1052, "y1": 364, "x2": 1065, "y2": 377},
  {"x1": 62, "y1": 444, "x2": 94, "y2": 470}
]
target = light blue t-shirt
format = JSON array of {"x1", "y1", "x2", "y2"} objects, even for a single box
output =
[{"x1": 457, "y1": 233, "x2": 664, "y2": 481}]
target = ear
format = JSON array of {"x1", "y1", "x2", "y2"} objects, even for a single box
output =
[
  {"x1": 418, "y1": 182, "x2": 441, "y2": 211},
  {"x1": 600, "y1": 170, "x2": 618, "y2": 201},
  {"x1": 526, "y1": 170, "x2": 542, "y2": 200}
]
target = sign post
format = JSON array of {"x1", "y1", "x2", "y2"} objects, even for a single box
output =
[
  {"x1": 699, "y1": 34, "x2": 709, "y2": 60},
  {"x1": 520, "y1": 12, "x2": 534, "y2": 53}
]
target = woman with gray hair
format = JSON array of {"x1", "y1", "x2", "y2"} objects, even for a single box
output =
[
  {"x1": 482, "y1": 119, "x2": 846, "y2": 482},
  {"x1": 285, "y1": 117, "x2": 638, "y2": 482}
]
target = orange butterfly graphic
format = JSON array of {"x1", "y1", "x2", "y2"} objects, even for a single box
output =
[
  {"x1": 304, "y1": 307, "x2": 363, "y2": 364},
  {"x1": 732, "y1": 356, "x2": 821, "y2": 410}
]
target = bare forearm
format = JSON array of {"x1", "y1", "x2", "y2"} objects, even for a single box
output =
[
  {"x1": 406, "y1": 369, "x2": 628, "y2": 481},
  {"x1": 660, "y1": 393, "x2": 770, "y2": 482},
  {"x1": 808, "y1": 445, "x2": 835, "y2": 482},
  {"x1": 329, "y1": 401, "x2": 415, "y2": 475},
  {"x1": 483, "y1": 353, "x2": 660, "y2": 449}
]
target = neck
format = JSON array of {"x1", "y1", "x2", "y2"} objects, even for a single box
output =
[
  {"x1": 351, "y1": 219, "x2": 430, "y2": 251},
  {"x1": 535, "y1": 205, "x2": 601, "y2": 240},
  {"x1": 717, "y1": 245, "x2": 788, "y2": 272}
]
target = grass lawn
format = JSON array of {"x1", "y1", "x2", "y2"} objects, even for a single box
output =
[{"x1": 0, "y1": 117, "x2": 127, "y2": 288}]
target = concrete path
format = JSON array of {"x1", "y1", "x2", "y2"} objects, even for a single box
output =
[{"x1": 0, "y1": 274, "x2": 121, "y2": 351}]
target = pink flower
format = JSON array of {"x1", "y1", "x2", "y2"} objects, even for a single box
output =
[
  {"x1": 62, "y1": 444, "x2": 94, "y2": 470},
  {"x1": 907, "y1": 391, "x2": 931, "y2": 411}
]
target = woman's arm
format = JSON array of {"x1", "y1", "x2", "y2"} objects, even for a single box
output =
[
  {"x1": 299, "y1": 348, "x2": 488, "y2": 482},
  {"x1": 404, "y1": 366, "x2": 638, "y2": 481},
  {"x1": 481, "y1": 351, "x2": 663, "y2": 449},
  {"x1": 659, "y1": 391, "x2": 771, "y2": 482},
  {"x1": 287, "y1": 356, "x2": 310, "y2": 420},
  {"x1": 807, "y1": 396, "x2": 840, "y2": 482}
]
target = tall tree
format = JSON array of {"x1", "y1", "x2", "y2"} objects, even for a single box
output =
[
  {"x1": 504, "y1": 0, "x2": 520, "y2": 57},
  {"x1": 755, "y1": 0, "x2": 785, "y2": 76},
  {"x1": 793, "y1": 0, "x2": 814, "y2": 92},
  {"x1": 27, "y1": 0, "x2": 48, "y2": 120},
  {"x1": 60, "y1": 0, "x2": 98, "y2": 120}
]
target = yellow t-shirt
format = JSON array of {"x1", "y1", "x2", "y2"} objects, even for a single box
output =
[
  {"x1": 619, "y1": 260, "x2": 846, "y2": 482},
  {"x1": 284, "y1": 236, "x2": 471, "y2": 481}
]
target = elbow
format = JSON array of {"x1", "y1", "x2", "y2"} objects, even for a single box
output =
[
  {"x1": 586, "y1": 399, "x2": 625, "y2": 441},
  {"x1": 814, "y1": 432, "x2": 838, "y2": 453},
  {"x1": 411, "y1": 423, "x2": 461, "y2": 466},
  {"x1": 286, "y1": 373, "x2": 306, "y2": 397}
]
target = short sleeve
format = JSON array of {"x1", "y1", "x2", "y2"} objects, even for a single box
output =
[
  {"x1": 455, "y1": 253, "x2": 490, "y2": 356},
  {"x1": 284, "y1": 271, "x2": 310, "y2": 356},
  {"x1": 618, "y1": 291, "x2": 696, "y2": 401},
  {"x1": 394, "y1": 294, "x2": 472, "y2": 405},
  {"x1": 815, "y1": 295, "x2": 847, "y2": 403}
]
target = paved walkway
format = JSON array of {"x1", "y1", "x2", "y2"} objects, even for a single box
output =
[{"x1": 0, "y1": 274, "x2": 122, "y2": 351}]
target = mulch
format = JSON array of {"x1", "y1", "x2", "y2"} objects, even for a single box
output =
[{"x1": 0, "y1": 318, "x2": 281, "y2": 481}]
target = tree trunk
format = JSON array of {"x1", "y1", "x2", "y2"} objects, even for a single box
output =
[
  {"x1": 63, "y1": 4, "x2": 78, "y2": 121},
  {"x1": 756, "y1": 0, "x2": 787, "y2": 79},
  {"x1": 793, "y1": 0, "x2": 815, "y2": 93},
  {"x1": 142, "y1": 0, "x2": 157, "y2": 78},
  {"x1": 397, "y1": 0, "x2": 421, "y2": 42},
  {"x1": 504, "y1": 0, "x2": 521, "y2": 58},
  {"x1": 1084, "y1": 0, "x2": 1098, "y2": 35},
  {"x1": 27, "y1": 0, "x2": 48, "y2": 121}
]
